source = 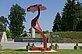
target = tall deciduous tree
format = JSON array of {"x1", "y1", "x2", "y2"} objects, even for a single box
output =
[
  {"x1": 8, "y1": 4, "x2": 26, "y2": 38},
  {"x1": 0, "y1": 22, "x2": 5, "y2": 32},
  {"x1": 52, "y1": 12, "x2": 61, "y2": 32},
  {"x1": 0, "y1": 16, "x2": 9, "y2": 31}
]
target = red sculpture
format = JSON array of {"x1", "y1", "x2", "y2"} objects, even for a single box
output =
[{"x1": 27, "y1": 4, "x2": 51, "y2": 51}]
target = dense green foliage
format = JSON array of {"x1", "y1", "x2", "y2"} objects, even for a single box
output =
[
  {"x1": 6, "y1": 30, "x2": 12, "y2": 38},
  {"x1": 75, "y1": 2, "x2": 82, "y2": 31},
  {"x1": 51, "y1": 32, "x2": 82, "y2": 39},
  {"x1": 61, "y1": 0, "x2": 76, "y2": 31},
  {"x1": 8, "y1": 4, "x2": 26, "y2": 38},
  {"x1": 0, "y1": 16, "x2": 8, "y2": 31},
  {"x1": 53, "y1": 0, "x2": 82, "y2": 31},
  {"x1": 0, "y1": 22, "x2": 5, "y2": 32},
  {"x1": 52, "y1": 12, "x2": 61, "y2": 32},
  {"x1": 50, "y1": 32, "x2": 82, "y2": 43}
]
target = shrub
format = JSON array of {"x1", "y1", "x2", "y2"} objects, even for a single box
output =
[{"x1": 49, "y1": 32, "x2": 82, "y2": 43}]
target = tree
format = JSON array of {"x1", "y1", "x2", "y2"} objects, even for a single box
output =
[
  {"x1": 76, "y1": 21, "x2": 82, "y2": 31},
  {"x1": 0, "y1": 16, "x2": 9, "y2": 31},
  {"x1": 0, "y1": 22, "x2": 5, "y2": 32},
  {"x1": 6, "y1": 30, "x2": 12, "y2": 38},
  {"x1": 52, "y1": 12, "x2": 61, "y2": 32},
  {"x1": 61, "y1": 0, "x2": 78, "y2": 31},
  {"x1": 61, "y1": 0, "x2": 82, "y2": 31},
  {"x1": 75, "y1": 2, "x2": 82, "y2": 31},
  {"x1": 43, "y1": 30, "x2": 49, "y2": 34},
  {"x1": 8, "y1": 4, "x2": 26, "y2": 38}
]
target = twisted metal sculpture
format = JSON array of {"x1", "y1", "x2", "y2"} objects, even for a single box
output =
[
  {"x1": 27, "y1": 4, "x2": 51, "y2": 51},
  {"x1": 31, "y1": 6, "x2": 47, "y2": 48}
]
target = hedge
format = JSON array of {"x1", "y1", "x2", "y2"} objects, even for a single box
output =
[
  {"x1": 50, "y1": 32, "x2": 82, "y2": 39},
  {"x1": 49, "y1": 32, "x2": 82, "y2": 43}
]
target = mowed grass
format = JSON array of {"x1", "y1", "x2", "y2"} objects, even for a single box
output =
[
  {"x1": 35, "y1": 33, "x2": 50, "y2": 38},
  {"x1": 20, "y1": 33, "x2": 50, "y2": 38},
  {"x1": 0, "y1": 49, "x2": 82, "y2": 54}
]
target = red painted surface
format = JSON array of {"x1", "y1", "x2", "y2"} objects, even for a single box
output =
[
  {"x1": 31, "y1": 6, "x2": 47, "y2": 48},
  {"x1": 30, "y1": 47, "x2": 51, "y2": 51},
  {"x1": 27, "y1": 4, "x2": 51, "y2": 51}
]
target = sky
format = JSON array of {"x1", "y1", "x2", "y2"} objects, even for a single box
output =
[{"x1": 0, "y1": 0, "x2": 82, "y2": 32}]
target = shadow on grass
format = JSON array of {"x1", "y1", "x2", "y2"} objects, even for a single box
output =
[{"x1": 15, "y1": 49, "x2": 27, "y2": 51}]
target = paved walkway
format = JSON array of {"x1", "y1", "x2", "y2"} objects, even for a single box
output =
[{"x1": 0, "y1": 42, "x2": 82, "y2": 49}]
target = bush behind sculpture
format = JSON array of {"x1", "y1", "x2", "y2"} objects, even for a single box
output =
[{"x1": 49, "y1": 32, "x2": 82, "y2": 43}]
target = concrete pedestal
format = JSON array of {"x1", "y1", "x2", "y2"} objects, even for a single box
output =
[{"x1": 31, "y1": 27, "x2": 35, "y2": 38}]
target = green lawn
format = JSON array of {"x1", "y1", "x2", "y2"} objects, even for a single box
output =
[
  {"x1": 0, "y1": 49, "x2": 82, "y2": 54},
  {"x1": 21, "y1": 33, "x2": 50, "y2": 38},
  {"x1": 35, "y1": 33, "x2": 50, "y2": 38}
]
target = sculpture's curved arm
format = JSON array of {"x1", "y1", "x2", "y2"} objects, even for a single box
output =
[{"x1": 31, "y1": 6, "x2": 47, "y2": 48}]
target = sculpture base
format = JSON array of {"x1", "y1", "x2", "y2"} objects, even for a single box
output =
[
  {"x1": 30, "y1": 47, "x2": 51, "y2": 51},
  {"x1": 28, "y1": 48, "x2": 56, "y2": 52}
]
